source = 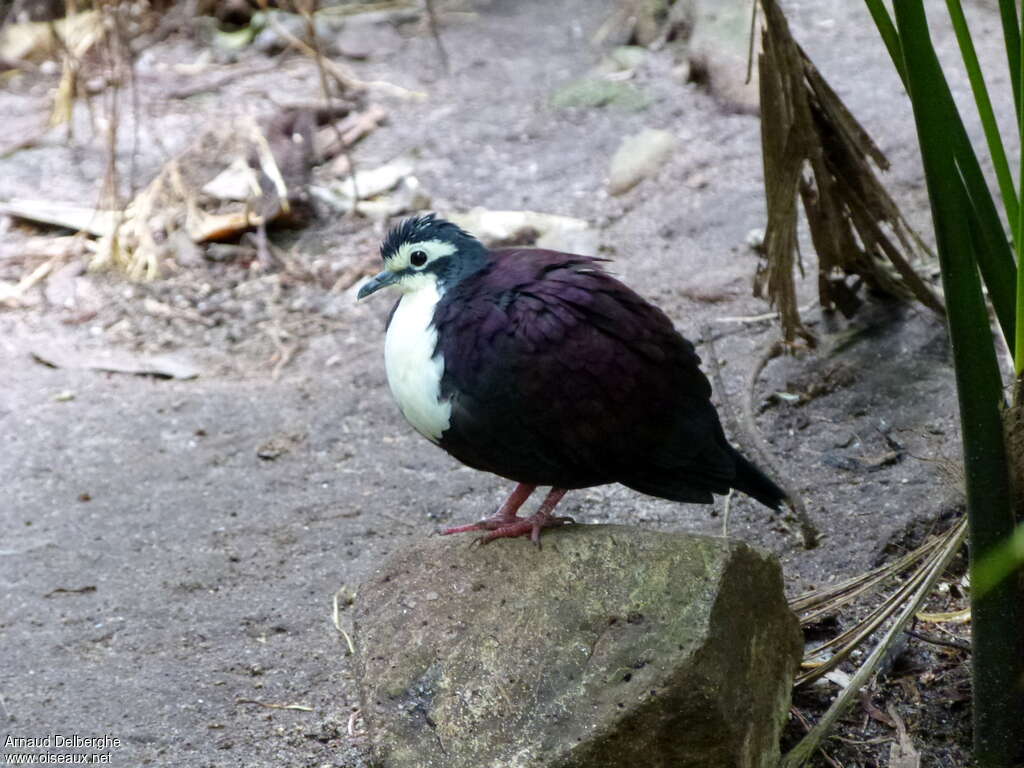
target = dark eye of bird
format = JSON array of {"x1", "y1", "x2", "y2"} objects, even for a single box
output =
[{"x1": 410, "y1": 250, "x2": 428, "y2": 267}]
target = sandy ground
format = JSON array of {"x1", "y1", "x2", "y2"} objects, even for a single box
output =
[{"x1": 0, "y1": 0, "x2": 1003, "y2": 765}]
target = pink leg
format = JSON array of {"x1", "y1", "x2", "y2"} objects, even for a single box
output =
[
  {"x1": 443, "y1": 486, "x2": 574, "y2": 546},
  {"x1": 442, "y1": 483, "x2": 536, "y2": 535}
]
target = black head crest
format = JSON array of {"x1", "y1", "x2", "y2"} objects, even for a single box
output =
[{"x1": 380, "y1": 214, "x2": 475, "y2": 262}]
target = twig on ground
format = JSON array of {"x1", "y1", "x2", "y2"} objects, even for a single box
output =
[
  {"x1": 263, "y1": 8, "x2": 425, "y2": 100},
  {"x1": 143, "y1": 297, "x2": 216, "y2": 328},
  {"x1": 916, "y1": 606, "x2": 971, "y2": 623},
  {"x1": 168, "y1": 58, "x2": 284, "y2": 99},
  {"x1": 347, "y1": 709, "x2": 363, "y2": 737},
  {"x1": 333, "y1": 586, "x2": 357, "y2": 655},
  {"x1": 339, "y1": 105, "x2": 387, "y2": 148},
  {"x1": 745, "y1": 0, "x2": 758, "y2": 85},
  {"x1": 703, "y1": 327, "x2": 819, "y2": 547},
  {"x1": 904, "y1": 627, "x2": 970, "y2": 653},
  {"x1": 746, "y1": 340, "x2": 818, "y2": 547},
  {"x1": 423, "y1": 0, "x2": 450, "y2": 73},
  {"x1": 298, "y1": 0, "x2": 362, "y2": 213},
  {"x1": 0, "y1": 132, "x2": 47, "y2": 158},
  {"x1": 789, "y1": 707, "x2": 843, "y2": 768},
  {"x1": 712, "y1": 301, "x2": 816, "y2": 325},
  {"x1": 831, "y1": 735, "x2": 891, "y2": 747},
  {"x1": 702, "y1": 325, "x2": 743, "y2": 447},
  {"x1": 858, "y1": 689, "x2": 896, "y2": 728},
  {"x1": 4, "y1": 257, "x2": 59, "y2": 306},
  {"x1": 265, "y1": 327, "x2": 299, "y2": 379},
  {"x1": 886, "y1": 703, "x2": 921, "y2": 767},
  {"x1": 721, "y1": 489, "x2": 733, "y2": 538},
  {"x1": 113, "y1": 4, "x2": 141, "y2": 199},
  {"x1": 236, "y1": 698, "x2": 313, "y2": 712}
]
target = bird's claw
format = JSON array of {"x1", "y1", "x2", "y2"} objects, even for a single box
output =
[
  {"x1": 441, "y1": 519, "x2": 501, "y2": 535},
  {"x1": 443, "y1": 513, "x2": 574, "y2": 547}
]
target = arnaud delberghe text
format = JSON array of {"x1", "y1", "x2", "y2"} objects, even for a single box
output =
[{"x1": 4, "y1": 735, "x2": 121, "y2": 750}]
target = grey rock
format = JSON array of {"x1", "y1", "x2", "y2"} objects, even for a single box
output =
[
  {"x1": 353, "y1": 525, "x2": 801, "y2": 768},
  {"x1": 607, "y1": 128, "x2": 676, "y2": 195},
  {"x1": 594, "y1": 46, "x2": 650, "y2": 76},
  {"x1": 334, "y1": 19, "x2": 406, "y2": 60},
  {"x1": 686, "y1": 0, "x2": 760, "y2": 113}
]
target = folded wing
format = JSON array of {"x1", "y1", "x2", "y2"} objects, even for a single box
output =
[{"x1": 434, "y1": 250, "x2": 738, "y2": 499}]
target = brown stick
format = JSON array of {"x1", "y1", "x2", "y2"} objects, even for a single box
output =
[
  {"x1": 703, "y1": 327, "x2": 819, "y2": 548},
  {"x1": 168, "y1": 59, "x2": 283, "y2": 99},
  {"x1": 904, "y1": 627, "x2": 971, "y2": 653},
  {"x1": 423, "y1": 0, "x2": 450, "y2": 74}
]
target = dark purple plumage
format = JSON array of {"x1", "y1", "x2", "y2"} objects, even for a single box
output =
[{"x1": 430, "y1": 248, "x2": 786, "y2": 510}]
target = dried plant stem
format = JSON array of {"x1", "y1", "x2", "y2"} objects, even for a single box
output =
[
  {"x1": 263, "y1": 7, "x2": 424, "y2": 100},
  {"x1": 780, "y1": 518, "x2": 967, "y2": 767},
  {"x1": 423, "y1": 0, "x2": 450, "y2": 73},
  {"x1": 790, "y1": 533, "x2": 943, "y2": 619},
  {"x1": 904, "y1": 627, "x2": 971, "y2": 653},
  {"x1": 702, "y1": 328, "x2": 818, "y2": 547},
  {"x1": 236, "y1": 699, "x2": 313, "y2": 712},
  {"x1": 296, "y1": 0, "x2": 361, "y2": 212},
  {"x1": 789, "y1": 708, "x2": 843, "y2": 768},
  {"x1": 332, "y1": 586, "x2": 357, "y2": 655},
  {"x1": 168, "y1": 59, "x2": 283, "y2": 100},
  {"x1": 757, "y1": 0, "x2": 943, "y2": 341},
  {"x1": 745, "y1": 340, "x2": 819, "y2": 547},
  {"x1": 721, "y1": 489, "x2": 733, "y2": 538}
]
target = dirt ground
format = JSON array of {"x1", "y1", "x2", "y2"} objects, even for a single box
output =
[{"x1": 0, "y1": 1, "x2": 1000, "y2": 766}]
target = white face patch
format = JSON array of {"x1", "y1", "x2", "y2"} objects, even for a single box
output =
[
  {"x1": 383, "y1": 274, "x2": 452, "y2": 443},
  {"x1": 386, "y1": 239, "x2": 457, "y2": 290}
]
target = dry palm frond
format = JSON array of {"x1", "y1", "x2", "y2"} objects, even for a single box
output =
[
  {"x1": 789, "y1": 533, "x2": 944, "y2": 616},
  {"x1": 757, "y1": 0, "x2": 944, "y2": 345},
  {"x1": 781, "y1": 518, "x2": 967, "y2": 767},
  {"x1": 790, "y1": 519, "x2": 965, "y2": 687}
]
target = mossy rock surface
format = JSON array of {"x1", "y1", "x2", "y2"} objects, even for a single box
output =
[
  {"x1": 353, "y1": 524, "x2": 801, "y2": 768},
  {"x1": 550, "y1": 78, "x2": 651, "y2": 111}
]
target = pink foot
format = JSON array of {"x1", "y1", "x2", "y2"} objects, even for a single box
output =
[
  {"x1": 443, "y1": 487, "x2": 573, "y2": 546},
  {"x1": 442, "y1": 482, "x2": 535, "y2": 536},
  {"x1": 476, "y1": 510, "x2": 575, "y2": 546}
]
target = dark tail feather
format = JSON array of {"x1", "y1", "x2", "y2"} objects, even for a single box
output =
[{"x1": 730, "y1": 448, "x2": 787, "y2": 511}]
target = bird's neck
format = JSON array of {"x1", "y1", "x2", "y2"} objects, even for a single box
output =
[{"x1": 436, "y1": 240, "x2": 490, "y2": 292}]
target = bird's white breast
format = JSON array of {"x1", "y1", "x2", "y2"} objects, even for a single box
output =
[{"x1": 384, "y1": 279, "x2": 452, "y2": 443}]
